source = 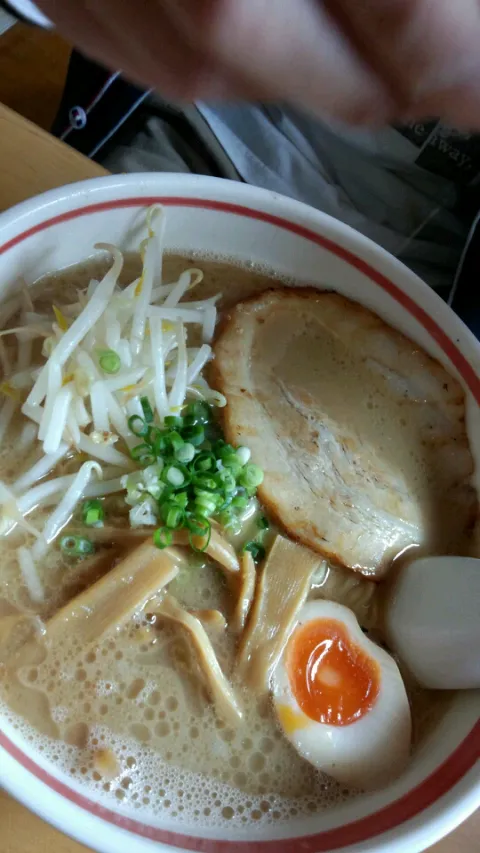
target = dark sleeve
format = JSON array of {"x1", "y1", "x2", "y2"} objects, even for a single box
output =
[
  {"x1": 51, "y1": 50, "x2": 148, "y2": 161},
  {"x1": 450, "y1": 213, "x2": 480, "y2": 340}
]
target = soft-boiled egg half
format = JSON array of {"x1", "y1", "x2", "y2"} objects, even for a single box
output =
[{"x1": 272, "y1": 600, "x2": 411, "y2": 790}]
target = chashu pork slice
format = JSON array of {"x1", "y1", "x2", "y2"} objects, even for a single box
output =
[{"x1": 212, "y1": 289, "x2": 477, "y2": 578}]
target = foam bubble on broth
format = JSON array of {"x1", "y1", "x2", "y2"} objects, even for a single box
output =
[
  {"x1": 0, "y1": 593, "x2": 352, "y2": 829},
  {"x1": 0, "y1": 252, "x2": 454, "y2": 831}
]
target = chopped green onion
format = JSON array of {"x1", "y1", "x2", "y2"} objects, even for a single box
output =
[
  {"x1": 192, "y1": 451, "x2": 215, "y2": 473},
  {"x1": 236, "y1": 446, "x2": 251, "y2": 466},
  {"x1": 192, "y1": 473, "x2": 217, "y2": 492},
  {"x1": 157, "y1": 483, "x2": 174, "y2": 503},
  {"x1": 218, "y1": 508, "x2": 234, "y2": 527},
  {"x1": 257, "y1": 515, "x2": 270, "y2": 530},
  {"x1": 165, "y1": 415, "x2": 183, "y2": 429},
  {"x1": 82, "y1": 499, "x2": 104, "y2": 527},
  {"x1": 219, "y1": 449, "x2": 242, "y2": 476},
  {"x1": 185, "y1": 516, "x2": 208, "y2": 536},
  {"x1": 218, "y1": 507, "x2": 241, "y2": 532},
  {"x1": 84, "y1": 510, "x2": 102, "y2": 527},
  {"x1": 128, "y1": 415, "x2": 149, "y2": 437},
  {"x1": 60, "y1": 535, "x2": 95, "y2": 557},
  {"x1": 239, "y1": 463, "x2": 264, "y2": 490},
  {"x1": 153, "y1": 527, "x2": 173, "y2": 549},
  {"x1": 167, "y1": 430, "x2": 184, "y2": 453},
  {"x1": 175, "y1": 442, "x2": 195, "y2": 464},
  {"x1": 244, "y1": 541, "x2": 266, "y2": 563},
  {"x1": 216, "y1": 469, "x2": 236, "y2": 493},
  {"x1": 98, "y1": 349, "x2": 121, "y2": 374},
  {"x1": 193, "y1": 487, "x2": 221, "y2": 502},
  {"x1": 218, "y1": 444, "x2": 235, "y2": 461},
  {"x1": 183, "y1": 401, "x2": 211, "y2": 426},
  {"x1": 186, "y1": 517, "x2": 211, "y2": 552},
  {"x1": 148, "y1": 426, "x2": 167, "y2": 454},
  {"x1": 182, "y1": 415, "x2": 195, "y2": 429},
  {"x1": 217, "y1": 493, "x2": 233, "y2": 511},
  {"x1": 140, "y1": 396, "x2": 154, "y2": 423},
  {"x1": 161, "y1": 503, "x2": 185, "y2": 529},
  {"x1": 141, "y1": 462, "x2": 164, "y2": 499},
  {"x1": 126, "y1": 411, "x2": 260, "y2": 558},
  {"x1": 192, "y1": 493, "x2": 218, "y2": 516},
  {"x1": 131, "y1": 443, "x2": 155, "y2": 466},
  {"x1": 169, "y1": 490, "x2": 189, "y2": 510},
  {"x1": 182, "y1": 425, "x2": 205, "y2": 447},
  {"x1": 231, "y1": 495, "x2": 249, "y2": 509},
  {"x1": 163, "y1": 465, "x2": 186, "y2": 488}
]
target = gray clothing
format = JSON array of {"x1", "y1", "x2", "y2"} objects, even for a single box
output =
[{"x1": 102, "y1": 99, "x2": 480, "y2": 298}]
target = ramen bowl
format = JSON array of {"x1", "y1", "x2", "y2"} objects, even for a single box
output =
[{"x1": 0, "y1": 173, "x2": 478, "y2": 853}]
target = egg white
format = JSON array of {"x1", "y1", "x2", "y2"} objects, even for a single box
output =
[{"x1": 272, "y1": 600, "x2": 411, "y2": 790}]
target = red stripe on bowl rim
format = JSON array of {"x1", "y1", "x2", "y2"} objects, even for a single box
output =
[{"x1": 0, "y1": 196, "x2": 479, "y2": 853}]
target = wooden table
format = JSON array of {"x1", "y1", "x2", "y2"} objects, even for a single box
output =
[
  {"x1": 0, "y1": 101, "x2": 106, "y2": 209},
  {"x1": 0, "y1": 101, "x2": 477, "y2": 853}
]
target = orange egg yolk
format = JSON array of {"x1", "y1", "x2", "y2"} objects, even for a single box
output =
[{"x1": 286, "y1": 618, "x2": 380, "y2": 726}]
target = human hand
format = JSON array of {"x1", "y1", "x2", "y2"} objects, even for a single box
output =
[{"x1": 38, "y1": 0, "x2": 480, "y2": 126}]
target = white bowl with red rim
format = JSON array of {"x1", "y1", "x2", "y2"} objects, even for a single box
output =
[{"x1": 0, "y1": 173, "x2": 478, "y2": 853}]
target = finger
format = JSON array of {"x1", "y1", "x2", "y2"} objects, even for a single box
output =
[
  {"x1": 164, "y1": 0, "x2": 396, "y2": 123},
  {"x1": 38, "y1": 0, "x2": 221, "y2": 100},
  {"x1": 326, "y1": 0, "x2": 480, "y2": 121}
]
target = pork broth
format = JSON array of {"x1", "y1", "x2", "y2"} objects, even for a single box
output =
[{"x1": 0, "y1": 253, "x2": 464, "y2": 830}]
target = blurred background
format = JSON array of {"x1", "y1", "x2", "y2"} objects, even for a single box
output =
[{"x1": 0, "y1": 16, "x2": 70, "y2": 129}]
